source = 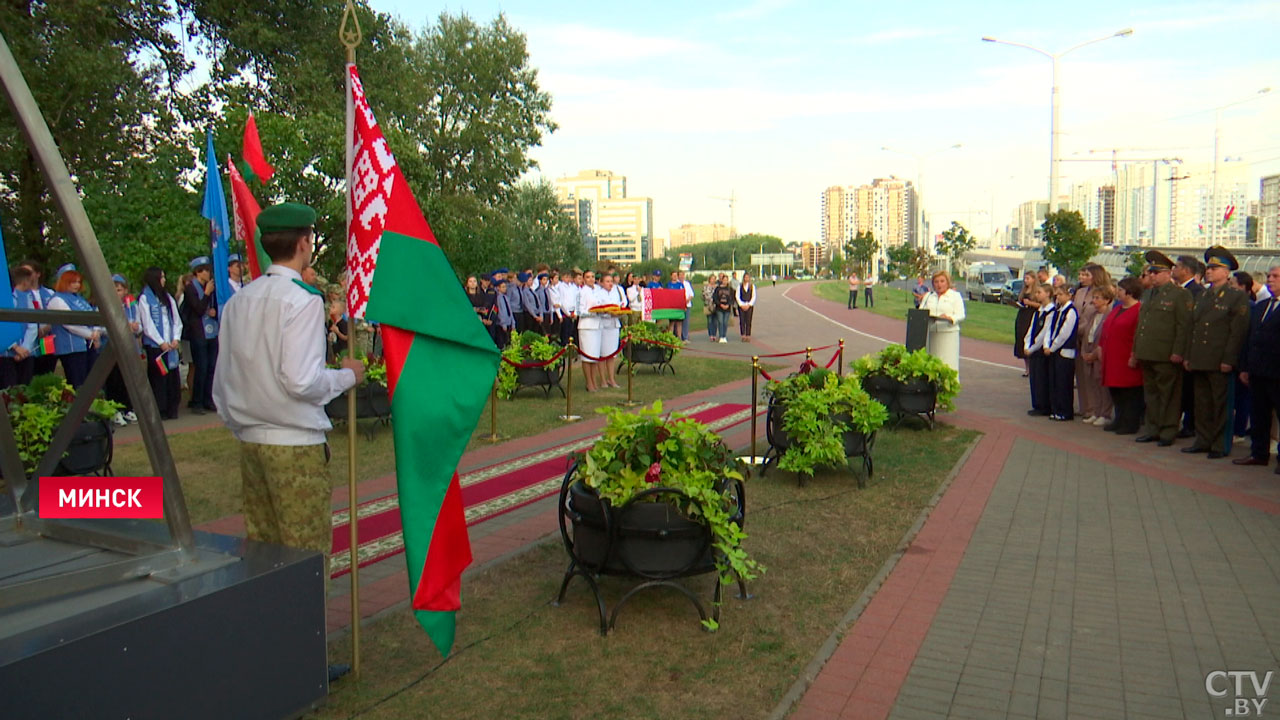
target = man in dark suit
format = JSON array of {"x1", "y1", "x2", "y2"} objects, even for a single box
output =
[
  {"x1": 1173, "y1": 255, "x2": 1204, "y2": 438},
  {"x1": 1234, "y1": 266, "x2": 1280, "y2": 472}
]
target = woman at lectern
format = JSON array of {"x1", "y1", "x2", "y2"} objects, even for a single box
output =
[{"x1": 921, "y1": 271, "x2": 966, "y2": 378}]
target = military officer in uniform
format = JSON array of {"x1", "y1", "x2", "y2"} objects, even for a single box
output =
[
  {"x1": 213, "y1": 202, "x2": 364, "y2": 680},
  {"x1": 1181, "y1": 247, "x2": 1250, "y2": 458},
  {"x1": 1133, "y1": 250, "x2": 1194, "y2": 446}
]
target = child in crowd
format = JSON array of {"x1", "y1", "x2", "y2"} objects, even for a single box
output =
[
  {"x1": 1024, "y1": 285, "x2": 1054, "y2": 417},
  {"x1": 1045, "y1": 285, "x2": 1079, "y2": 421}
]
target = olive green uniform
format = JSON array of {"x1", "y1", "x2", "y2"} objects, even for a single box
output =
[
  {"x1": 1133, "y1": 282, "x2": 1193, "y2": 442},
  {"x1": 1185, "y1": 283, "x2": 1250, "y2": 451}
]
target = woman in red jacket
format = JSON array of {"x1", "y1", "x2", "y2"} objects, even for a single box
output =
[{"x1": 1098, "y1": 276, "x2": 1145, "y2": 434}]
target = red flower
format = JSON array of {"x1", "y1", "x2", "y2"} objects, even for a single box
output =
[{"x1": 645, "y1": 462, "x2": 662, "y2": 484}]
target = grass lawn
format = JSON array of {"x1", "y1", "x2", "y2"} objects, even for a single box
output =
[
  {"x1": 110, "y1": 355, "x2": 761, "y2": 526},
  {"x1": 813, "y1": 281, "x2": 1019, "y2": 346},
  {"x1": 313, "y1": 424, "x2": 977, "y2": 719}
]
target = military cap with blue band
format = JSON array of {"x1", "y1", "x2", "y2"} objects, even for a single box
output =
[
  {"x1": 111, "y1": 273, "x2": 127, "y2": 285},
  {"x1": 1203, "y1": 245, "x2": 1238, "y2": 271},
  {"x1": 189, "y1": 255, "x2": 212, "y2": 270},
  {"x1": 228, "y1": 253, "x2": 242, "y2": 263},
  {"x1": 257, "y1": 202, "x2": 317, "y2": 233},
  {"x1": 55, "y1": 263, "x2": 76, "y2": 280}
]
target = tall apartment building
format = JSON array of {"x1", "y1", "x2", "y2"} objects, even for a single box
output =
[
  {"x1": 818, "y1": 179, "x2": 916, "y2": 273},
  {"x1": 1015, "y1": 200, "x2": 1049, "y2": 247},
  {"x1": 554, "y1": 169, "x2": 656, "y2": 263},
  {"x1": 668, "y1": 223, "x2": 734, "y2": 250},
  {"x1": 1261, "y1": 174, "x2": 1280, "y2": 249}
]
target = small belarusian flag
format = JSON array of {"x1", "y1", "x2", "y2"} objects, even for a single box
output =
[
  {"x1": 1223, "y1": 205, "x2": 1236, "y2": 226},
  {"x1": 154, "y1": 354, "x2": 169, "y2": 376},
  {"x1": 641, "y1": 287, "x2": 687, "y2": 322},
  {"x1": 345, "y1": 63, "x2": 499, "y2": 658},
  {"x1": 34, "y1": 335, "x2": 55, "y2": 356}
]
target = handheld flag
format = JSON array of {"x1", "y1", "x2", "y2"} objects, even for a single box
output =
[
  {"x1": 227, "y1": 157, "x2": 267, "y2": 280},
  {"x1": 345, "y1": 63, "x2": 500, "y2": 657},
  {"x1": 201, "y1": 131, "x2": 234, "y2": 310},
  {"x1": 1223, "y1": 204, "x2": 1236, "y2": 227},
  {"x1": 242, "y1": 113, "x2": 275, "y2": 183},
  {"x1": 0, "y1": 219, "x2": 23, "y2": 352},
  {"x1": 35, "y1": 335, "x2": 55, "y2": 356},
  {"x1": 641, "y1": 287, "x2": 687, "y2": 322}
]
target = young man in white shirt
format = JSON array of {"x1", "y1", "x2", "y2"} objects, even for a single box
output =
[{"x1": 212, "y1": 203, "x2": 364, "y2": 682}]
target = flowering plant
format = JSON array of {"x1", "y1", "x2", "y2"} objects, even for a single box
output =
[
  {"x1": 497, "y1": 330, "x2": 564, "y2": 399},
  {"x1": 576, "y1": 401, "x2": 761, "y2": 584}
]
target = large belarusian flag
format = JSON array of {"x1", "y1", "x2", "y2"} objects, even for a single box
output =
[
  {"x1": 345, "y1": 64, "x2": 499, "y2": 657},
  {"x1": 227, "y1": 157, "x2": 267, "y2": 280},
  {"x1": 641, "y1": 287, "x2": 687, "y2": 322}
]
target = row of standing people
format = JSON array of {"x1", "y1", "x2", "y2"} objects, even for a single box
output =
[
  {"x1": 702, "y1": 272, "x2": 758, "y2": 343},
  {"x1": 2, "y1": 255, "x2": 249, "y2": 425}
]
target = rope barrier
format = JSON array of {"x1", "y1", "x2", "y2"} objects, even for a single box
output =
[
  {"x1": 758, "y1": 366, "x2": 775, "y2": 382},
  {"x1": 574, "y1": 339, "x2": 629, "y2": 363},
  {"x1": 824, "y1": 346, "x2": 841, "y2": 369},
  {"x1": 500, "y1": 345, "x2": 568, "y2": 369},
  {"x1": 627, "y1": 337, "x2": 836, "y2": 359}
]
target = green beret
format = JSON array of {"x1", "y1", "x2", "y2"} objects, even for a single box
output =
[
  {"x1": 1203, "y1": 245, "x2": 1238, "y2": 271},
  {"x1": 257, "y1": 202, "x2": 317, "y2": 233}
]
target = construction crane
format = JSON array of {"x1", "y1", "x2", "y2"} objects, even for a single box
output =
[
  {"x1": 709, "y1": 191, "x2": 736, "y2": 239},
  {"x1": 1080, "y1": 146, "x2": 1200, "y2": 172}
]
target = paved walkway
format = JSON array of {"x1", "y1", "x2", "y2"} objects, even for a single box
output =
[{"x1": 778, "y1": 283, "x2": 1280, "y2": 720}]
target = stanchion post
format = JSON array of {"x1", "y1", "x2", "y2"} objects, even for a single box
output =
[
  {"x1": 619, "y1": 313, "x2": 641, "y2": 407},
  {"x1": 560, "y1": 338, "x2": 581, "y2": 422},
  {"x1": 838, "y1": 338, "x2": 845, "y2": 377},
  {"x1": 751, "y1": 356, "x2": 760, "y2": 461},
  {"x1": 805, "y1": 346, "x2": 813, "y2": 366},
  {"x1": 483, "y1": 377, "x2": 506, "y2": 443}
]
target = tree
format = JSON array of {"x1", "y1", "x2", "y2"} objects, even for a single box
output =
[
  {"x1": 843, "y1": 231, "x2": 878, "y2": 276},
  {"x1": 827, "y1": 250, "x2": 846, "y2": 280},
  {"x1": 1124, "y1": 250, "x2": 1146, "y2": 279},
  {"x1": 665, "y1": 234, "x2": 785, "y2": 270},
  {"x1": 502, "y1": 181, "x2": 587, "y2": 272},
  {"x1": 935, "y1": 222, "x2": 977, "y2": 276},
  {"x1": 885, "y1": 244, "x2": 933, "y2": 284},
  {"x1": 1040, "y1": 210, "x2": 1101, "y2": 276}
]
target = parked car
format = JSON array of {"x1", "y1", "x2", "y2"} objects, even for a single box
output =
[{"x1": 1001, "y1": 278, "x2": 1024, "y2": 306}]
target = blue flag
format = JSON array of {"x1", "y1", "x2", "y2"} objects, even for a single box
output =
[
  {"x1": 0, "y1": 218, "x2": 23, "y2": 352},
  {"x1": 201, "y1": 130, "x2": 234, "y2": 313}
]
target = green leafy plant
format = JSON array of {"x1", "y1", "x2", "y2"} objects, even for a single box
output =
[
  {"x1": 497, "y1": 330, "x2": 564, "y2": 399},
  {"x1": 330, "y1": 348, "x2": 388, "y2": 387},
  {"x1": 1, "y1": 375, "x2": 124, "y2": 475},
  {"x1": 620, "y1": 321, "x2": 684, "y2": 360},
  {"x1": 764, "y1": 372, "x2": 888, "y2": 478},
  {"x1": 851, "y1": 344, "x2": 961, "y2": 411},
  {"x1": 577, "y1": 401, "x2": 761, "y2": 594}
]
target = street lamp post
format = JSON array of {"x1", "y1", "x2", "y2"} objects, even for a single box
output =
[
  {"x1": 982, "y1": 28, "x2": 1133, "y2": 214},
  {"x1": 881, "y1": 143, "x2": 961, "y2": 251}
]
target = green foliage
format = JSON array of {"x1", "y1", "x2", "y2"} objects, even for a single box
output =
[
  {"x1": 1040, "y1": 210, "x2": 1101, "y2": 277},
  {"x1": 1125, "y1": 250, "x2": 1146, "y2": 279},
  {"x1": 1, "y1": 376, "x2": 123, "y2": 475},
  {"x1": 935, "y1": 222, "x2": 977, "y2": 274},
  {"x1": 504, "y1": 181, "x2": 589, "y2": 273},
  {"x1": 885, "y1": 244, "x2": 933, "y2": 284},
  {"x1": 665, "y1": 234, "x2": 785, "y2": 271},
  {"x1": 497, "y1": 331, "x2": 563, "y2": 399},
  {"x1": 330, "y1": 348, "x2": 387, "y2": 387},
  {"x1": 851, "y1": 344, "x2": 961, "y2": 412},
  {"x1": 621, "y1": 321, "x2": 683, "y2": 361},
  {"x1": 843, "y1": 231, "x2": 879, "y2": 276},
  {"x1": 763, "y1": 373, "x2": 887, "y2": 478},
  {"x1": 579, "y1": 401, "x2": 761, "y2": 587}
]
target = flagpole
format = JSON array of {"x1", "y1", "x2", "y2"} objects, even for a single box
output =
[{"x1": 341, "y1": 0, "x2": 363, "y2": 682}]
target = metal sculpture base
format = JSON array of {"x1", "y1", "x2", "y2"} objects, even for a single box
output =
[
  {"x1": 555, "y1": 559, "x2": 750, "y2": 635},
  {"x1": 0, "y1": 523, "x2": 328, "y2": 720}
]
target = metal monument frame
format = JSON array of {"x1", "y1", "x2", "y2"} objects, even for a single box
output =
[{"x1": 0, "y1": 30, "x2": 196, "y2": 607}]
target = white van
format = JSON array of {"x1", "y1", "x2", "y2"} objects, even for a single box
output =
[{"x1": 965, "y1": 263, "x2": 1013, "y2": 303}]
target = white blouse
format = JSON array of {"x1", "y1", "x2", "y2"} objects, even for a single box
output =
[{"x1": 922, "y1": 289, "x2": 966, "y2": 332}]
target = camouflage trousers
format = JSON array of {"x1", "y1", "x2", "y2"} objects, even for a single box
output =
[{"x1": 240, "y1": 441, "x2": 331, "y2": 581}]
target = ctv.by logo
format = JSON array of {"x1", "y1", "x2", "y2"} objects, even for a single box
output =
[{"x1": 1206, "y1": 671, "x2": 1274, "y2": 716}]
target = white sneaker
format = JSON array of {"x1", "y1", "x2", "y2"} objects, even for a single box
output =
[
  {"x1": 1092, "y1": 417, "x2": 1109, "y2": 426},
  {"x1": 1081, "y1": 415, "x2": 1095, "y2": 423},
  {"x1": 111, "y1": 412, "x2": 128, "y2": 427},
  {"x1": 719, "y1": 337, "x2": 728, "y2": 343},
  {"x1": 123, "y1": 411, "x2": 138, "y2": 423}
]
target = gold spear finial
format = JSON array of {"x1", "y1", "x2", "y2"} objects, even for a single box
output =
[{"x1": 340, "y1": 0, "x2": 363, "y2": 60}]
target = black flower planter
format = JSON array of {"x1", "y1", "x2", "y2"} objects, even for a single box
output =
[
  {"x1": 761, "y1": 400, "x2": 875, "y2": 486},
  {"x1": 860, "y1": 374, "x2": 937, "y2": 429},
  {"x1": 619, "y1": 342, "x2": 675, "y2": 375},
  {"x1": 554, "y1": 463, "x2": 748, "y2": 635},
  {"x1": 511, "y1": 363, "x2": 565, "y2": 399},
  {"x1": 53, "y1": 418, "x2": 113, "y2": 476},
  {"x1": 325, "y1": 383, "x2": 392, "y2": 438}
]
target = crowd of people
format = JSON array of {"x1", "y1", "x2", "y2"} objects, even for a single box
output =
[{"x1": 1011, "y1": 247, "x2": 1280, "y2": 472}]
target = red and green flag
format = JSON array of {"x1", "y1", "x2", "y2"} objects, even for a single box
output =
[
  {"x1": 1223, "y1": 204, "x2": 1236, "y2": 227},
  {"x1": 345, "y1": 64, "x2": 499, "y2": 658},
  {"x1": 227, "y1": 157, "x2": 268, "y2": 280},
  {"x1": 241, "y1": 113, "x2": 275, "y2": 183},
  {"x1": 641, "y1": 287, "x2": 687, "y2": 321}
]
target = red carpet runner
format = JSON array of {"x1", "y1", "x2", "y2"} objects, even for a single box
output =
[{"x1": 328, "y1": 402, "x2": 755, "y2": 577}]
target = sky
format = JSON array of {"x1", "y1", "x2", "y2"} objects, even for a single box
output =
[{"x1": 374, "y1": 0, "x2": 1280, "y2": 245}]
